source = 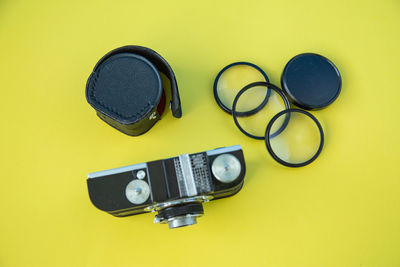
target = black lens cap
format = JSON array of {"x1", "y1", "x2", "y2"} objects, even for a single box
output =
[{"x1": 281, "y1": 53, "x2": 341, "y2": 110}]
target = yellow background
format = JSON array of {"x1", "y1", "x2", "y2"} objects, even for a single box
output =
[{"x1": 0, "y1": 0, "x2": 399, "y2": 266}]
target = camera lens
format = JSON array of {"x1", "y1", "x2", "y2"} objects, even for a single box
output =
[
  {"x1": 265, "y1": 109, "x2": 324, "y2": 167},
  {"x1": 155, "y1": 203, "x2": 204, "y2": 229}
]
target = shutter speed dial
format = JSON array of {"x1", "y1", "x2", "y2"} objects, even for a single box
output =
[
  {"x1": 125, "y1": 179, "x2": 150, "y2": 204},
  {"x1": 211, "y1": 154, "x2": 241, "y2": 183}
]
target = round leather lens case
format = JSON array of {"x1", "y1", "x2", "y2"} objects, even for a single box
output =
[{"x1": 86, "y1": 45, "x2": 182, "y2": 136}]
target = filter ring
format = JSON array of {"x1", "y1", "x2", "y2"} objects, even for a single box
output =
[
  {"x1": 264, "y1": 108, "x2": 324, "y2": 167},
  {"x1": 232, "y1": 81, "x2": 291, "y2": 140},
  {"x1": 213, "y1": 62, "x2": 271, "y2": 116}
]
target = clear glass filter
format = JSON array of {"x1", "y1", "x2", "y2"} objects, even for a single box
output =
[
  {"x1": 214, "y1": 63, "x2": 269, "y2": 114},
  {"x1": 232, "y1": 82, "x2": 290, "y2": 140},
  {"x1": 265, "y1": 109, "x2": 324, "y2": 167}
]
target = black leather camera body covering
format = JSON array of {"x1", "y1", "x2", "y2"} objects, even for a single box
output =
[{"x1": 86, "y1": 46, "x2": 182, "y2": 136}]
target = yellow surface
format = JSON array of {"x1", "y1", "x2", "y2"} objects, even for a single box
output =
[{"x1": 0, "y1": 0, "x2": 399, "y2": 266}]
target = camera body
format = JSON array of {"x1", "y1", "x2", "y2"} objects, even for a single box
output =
[{"x1": 87, "y1": 145, "x2": 245, "y2": 228}]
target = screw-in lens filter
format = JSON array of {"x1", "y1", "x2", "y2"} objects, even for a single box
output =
[
  {"x1": 265, "y1": 109, "x2": 324, "y2": 167},
  {"x1": 232, "y1": 81, "x2": 291, "y2": 140},
  {"x1": 214, "y1": 62, "x2": 271, "y2": 116}
]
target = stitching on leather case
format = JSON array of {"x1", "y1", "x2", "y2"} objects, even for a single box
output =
[{"x1": 89, "y1": 71, "x2": 151, "y2": 120}]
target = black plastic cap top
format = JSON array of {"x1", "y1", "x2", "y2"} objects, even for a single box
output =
[{"x1": 281, "y1": 53, "x2": 341, "y2": 110}]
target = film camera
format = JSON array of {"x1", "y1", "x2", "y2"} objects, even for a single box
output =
[{"x1": 87, "y1": 145, "x2": 245, "y2": 229}]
